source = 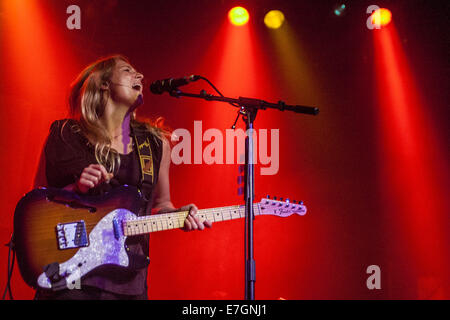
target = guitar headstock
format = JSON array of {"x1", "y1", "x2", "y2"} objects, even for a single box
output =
[{"x1": 258, "y1": 197, "x2": 307, "y2": 217}]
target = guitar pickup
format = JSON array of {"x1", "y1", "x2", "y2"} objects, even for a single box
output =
[{"x1": 56, "y1": 221, "x2": 89, "y2": 250}]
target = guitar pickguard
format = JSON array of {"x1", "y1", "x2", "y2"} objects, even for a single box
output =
[{"x1": 37, "y1": 208, "x2": 136, "y2": 290}]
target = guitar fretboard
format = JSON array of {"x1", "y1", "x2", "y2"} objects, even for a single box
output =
[{"x1": 123, "y1": 203, "x2": 261, "y2": 236}]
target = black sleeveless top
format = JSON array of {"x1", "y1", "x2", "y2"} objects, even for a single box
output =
[{"x1": 43, "y1": 119, "x2": 163, "y2": 295}]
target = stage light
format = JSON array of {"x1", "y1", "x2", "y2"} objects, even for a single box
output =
[
  {"x1": 371, "y1": 8, "x2": 392, "y2": 27},
  {"x1": 334, "y1": 4, "x2": 346, "y2": 16},
  {"x1": 264, "y1": 10, "x2": 285, "y2": 29},
  {"x1": 228, "y1": 6, "x2": 249, "y2": 26},
  {"x1": 373, "y1": 18, "x2": 449, "y2": 284}
]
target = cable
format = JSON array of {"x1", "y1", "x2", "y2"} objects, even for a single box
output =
[
  {"x1": 2, "y1": 233, "x2": 15, "y2": 300},
  {"x1": 197, "y1": 76, "x2": 241, "y2": 108},
  {"x1": 197, "y1": 76, "x2": 243, "y2": 129}
]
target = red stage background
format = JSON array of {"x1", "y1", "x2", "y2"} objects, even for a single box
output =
[{"x1": 0, "y1": 0, "x2": 448, "y2": 299}]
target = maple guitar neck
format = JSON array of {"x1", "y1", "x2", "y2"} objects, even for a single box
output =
[{"x1": 123, "y1": 204, "x2": 260, "y2": 236}]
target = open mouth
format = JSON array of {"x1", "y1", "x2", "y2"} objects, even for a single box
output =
[{"x1": 132, "y1": 84, "x2": 142, "y2": 91}]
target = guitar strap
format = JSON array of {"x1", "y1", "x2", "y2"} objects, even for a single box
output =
[{"x1": 131, "y1": 127, "x2": 154, "y2": 215}]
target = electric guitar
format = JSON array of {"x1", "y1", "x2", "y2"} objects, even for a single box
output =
[{"x1": 13, "y1": 185, "x2": 306, "y2": 290}]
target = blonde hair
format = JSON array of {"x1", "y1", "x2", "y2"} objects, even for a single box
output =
[{"x1": 66, "y1": 54, "x2": 168, "y2": 175}]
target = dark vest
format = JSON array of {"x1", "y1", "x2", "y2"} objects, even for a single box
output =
[{"x1": 43, "y1": 119, "x2": 163, "y2": 295}]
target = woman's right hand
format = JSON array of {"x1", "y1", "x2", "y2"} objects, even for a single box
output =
[{"x1": 75, "y1": 164, "x2": 114, "y2": 194}]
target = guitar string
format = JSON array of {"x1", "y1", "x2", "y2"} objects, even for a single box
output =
[{"x1": 123, "y1": 204, "x2": 263, "y2": 235}]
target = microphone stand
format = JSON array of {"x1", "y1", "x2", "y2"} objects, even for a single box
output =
[{"x1": 168, "y1": 88, "x2": 319, "y2": 300}]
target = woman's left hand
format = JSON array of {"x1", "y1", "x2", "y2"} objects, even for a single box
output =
[{"x1": 180, "y1": 204, "x2": 213, "y2": 231}]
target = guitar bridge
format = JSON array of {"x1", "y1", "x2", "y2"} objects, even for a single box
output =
[{"x1": 56, "y1": 221, "x2": 89, "y2": 250}]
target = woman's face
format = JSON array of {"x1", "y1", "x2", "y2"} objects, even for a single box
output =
[{"x1": 107, "y1": 59, "x2": 144, "y2": 108}]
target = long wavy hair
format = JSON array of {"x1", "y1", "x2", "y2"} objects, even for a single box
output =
[{"x1": 66, "y1": 54, "x2": 168, "y2": 175}]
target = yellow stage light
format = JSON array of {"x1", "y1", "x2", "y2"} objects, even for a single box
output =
[
  {"x1": 228, "y1": 6, "x2": 249, "y2": 26},
  {"x1": 264, "y1": 10, "x2": 285, "y2": 29}
]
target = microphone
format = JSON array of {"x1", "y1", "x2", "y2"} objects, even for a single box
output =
[{"x1": 150, "y1": 75, "x2": 200, "y2": 94}]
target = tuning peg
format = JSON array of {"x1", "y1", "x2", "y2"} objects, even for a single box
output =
[
  {"x1": 285, "y1": 198, "x2": 290, "y2": 204},
  {"x1": 266, "y1": 195, "x2": 270, "y2": 199},
  {"x1": 273, "y1": 196, "x2": 277, "y2": 200},
  {"x1": 299, "y1": 200, "x2": 304, "y2": 205}
]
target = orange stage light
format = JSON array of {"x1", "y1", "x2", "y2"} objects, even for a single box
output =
[{"x1": 371, "y1": 8, "x2": 392, "y2": 28}]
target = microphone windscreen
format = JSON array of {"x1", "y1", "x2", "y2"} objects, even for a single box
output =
[{"x1": 149, "y1": 81, "x2": 164, "y2": 94}]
